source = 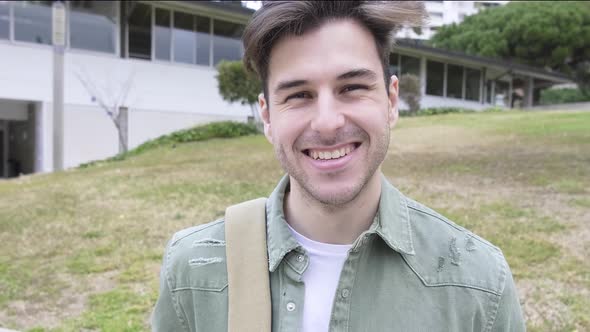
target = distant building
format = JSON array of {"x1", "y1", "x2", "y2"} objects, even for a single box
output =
[
  {"x1": 0, "y1": 1, "x2": 253, "y2": 177},
  {"x1": 398, "y1": 1, "x2": 509, "y2": 40},
  {"x1": 0, "y1": 1, "x2": 570, "y2": 178}
]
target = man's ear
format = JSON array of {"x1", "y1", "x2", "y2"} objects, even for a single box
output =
[
  {"x1": 258, "y1": 93, "x2": 273, "y2": 143},
  {"x1": 388, "y1": 75, "x2": 400, "y2": 128}
]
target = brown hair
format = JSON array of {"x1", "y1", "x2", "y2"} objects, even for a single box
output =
[{"x1": 242, "y1": 1, "x2": 427, "y2": 99}]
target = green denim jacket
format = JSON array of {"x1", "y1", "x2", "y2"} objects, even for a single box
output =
[{"x1": 152, "y1": 175, "x2": 525, "y2": 331}]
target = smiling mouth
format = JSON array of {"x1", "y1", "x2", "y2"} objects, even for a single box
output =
[{"x1": 303, "y1": 142, "x2": 361, "y2": 160}]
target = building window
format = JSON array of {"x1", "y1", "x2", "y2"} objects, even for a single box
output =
[
  {"x1": 213, "y1": 19, "x2": 243, "y2": 65},
  {"x1": 389, "y1": 53, "x2": 400, "y2": 77},
  {"x1": 173, "y1": 11, "x2": 194, "y2": 64},
  {"x1": 486, "y1": 80, "x2": 493, "y2": 104},
  {"x1": 195, "y1": 15, "x2": 211, "y2": 66},
  {"x1": 400, "y1": 55, "x2": 420, "y2": 77},
  {"x1": 128, "y1": 2, "x2": 151, "y2": 60},
  {"x1": 426, "y1": 60, "x2": 444, "y2": 96},
  {"x1": 155, "y1": 8, "x2": 171, "y2": 61},
  {"x1": 70, "y1": 1, "x2": 117, "y2": 53},
  {"x1": 446, "y1": 64, "x2": 463, "y2": 99},
  {"x1": 14, "y1": 1, "x2": 52, "y2": 45},
  {"x1": 465, "y1": 68, "x2": 481, "y2": 101},
  {"x1": 495, "y1": 80, "x2": 509, "y2": 106},
  {"x1": 0, "y1": 2, "x2": 9, "y2": 39},
  {"x1": 430, "y1": 11, "x2": 443, "y2": 19},
  {"x1": 125, "y1": 5, "x2": 243, "y2": 67}
]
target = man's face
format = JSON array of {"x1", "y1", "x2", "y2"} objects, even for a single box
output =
[{"x1": 260, "y1": 19, "x2": 399, "y2": 206}]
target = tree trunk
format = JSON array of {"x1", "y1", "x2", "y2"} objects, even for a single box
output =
[{"x1": 115, "y1": 107, "x2": 129, "y2": 154}]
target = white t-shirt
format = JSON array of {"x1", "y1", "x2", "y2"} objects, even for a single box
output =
[{"x1": 287, "y1": 224, "x2": 353, "y2": 332}]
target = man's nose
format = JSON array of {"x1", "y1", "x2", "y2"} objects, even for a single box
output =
[{"x1": 310, "y1": 93, "x2": 345, "y2": 134}]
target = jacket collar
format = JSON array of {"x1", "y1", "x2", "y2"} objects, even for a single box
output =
[{"x1": 266, "y1": 174, "x2": 415, "y2": 272}]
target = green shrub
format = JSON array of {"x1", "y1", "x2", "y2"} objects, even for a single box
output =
[
  {"x1": 481, "y1": 106, "x2": 505, "y2": 113},
  {"x1": 400, "y1": 107, "x2": 477, "y2": 117},
  {"x1": 78, "y1": 121, "x2": 258, "y2": 168},
  {"x1": 420, "y1": 107, "x2": 475, "y2": 116},
  {"x1": 399, "y1": 74, "x2": 421, "y2": 114},
  {"x1": 540, "y1": 88, "x2": 590, "y2": 105}
]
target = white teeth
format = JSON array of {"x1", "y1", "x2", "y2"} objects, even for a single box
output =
[{"x1": 309, "y1": 145, "x2": 355, "y2": 160}]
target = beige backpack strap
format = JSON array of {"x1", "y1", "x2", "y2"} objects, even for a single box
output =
[{"x1": 225, "y1": 198, "x2": 271, "y2": 332}]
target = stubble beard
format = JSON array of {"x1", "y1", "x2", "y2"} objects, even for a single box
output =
[{"x1": 275, "y1": 124, "x2": 390, "y2": 209}]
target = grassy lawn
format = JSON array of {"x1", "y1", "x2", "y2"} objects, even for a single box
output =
[{"x1": 1, "y1": 110, "x2": 589, "y2": 331}]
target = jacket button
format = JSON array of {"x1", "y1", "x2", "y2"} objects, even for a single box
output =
[
  {"x1": 286, "y1": 302, "x2": 296, "y2": 312},
  {"x1": 341, "y1": 289, "x2": 350, "y2": 298}
]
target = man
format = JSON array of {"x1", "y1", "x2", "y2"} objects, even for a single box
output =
[{"x1": 152, "y1": 1, "x2": 525, "y2": 331}]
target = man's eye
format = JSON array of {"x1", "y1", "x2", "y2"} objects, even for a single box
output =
[
  {"x1": 342, "y1": 85, "x2": 368, "y2": 93},
  {"x1": 285, "y1": 92, "x2": 311, "y2": 101}
]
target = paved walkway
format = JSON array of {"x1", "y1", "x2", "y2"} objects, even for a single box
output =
[{"x1": 0, "y1": 328, "x2": 20, "y2": 332}]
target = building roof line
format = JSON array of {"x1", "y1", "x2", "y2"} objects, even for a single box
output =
[{"x1": 394, "y1": 39, "x2": 573, "y2": 83}]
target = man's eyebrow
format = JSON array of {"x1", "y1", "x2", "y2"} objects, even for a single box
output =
[
  {"x1": 274, "y1": 79, "x2": 308, "y2": 94},
  {"x1": 337, "y1": 69, "x2": 378, "y2": 81}
]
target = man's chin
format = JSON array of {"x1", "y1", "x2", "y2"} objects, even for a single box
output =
[{"x1": 303, "y1": 181, "x2": 363, "y2": 206}]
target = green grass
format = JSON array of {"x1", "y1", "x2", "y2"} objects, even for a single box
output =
[{"x1": 1, "y1": 110, "x2": 589, "y2": 331}]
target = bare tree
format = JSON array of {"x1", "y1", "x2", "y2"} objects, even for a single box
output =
[{"x1": 74, "y1": 66, "x2": 135, "y2": 153}]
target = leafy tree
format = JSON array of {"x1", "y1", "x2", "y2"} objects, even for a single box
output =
[
  {"x1": 430, "y1": 2, "x2": 590, "y2": 95},
  {"x1": 216, "y1": 60, "x2": 263, "y2": 129},
  {"x1": 398, "y1": 74, "x2": 421, "y2": 114}
]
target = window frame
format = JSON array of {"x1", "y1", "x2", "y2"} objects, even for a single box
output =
[
  {"x1": 126, "y1": 1, "x2": 153, "y2": 61},
  {"x1": 143, "y1": 2, "x2": 246, "y2": 69},
  {"x1": 425, "y1": 59, "x2": 445, "y2": 97},
  {"x1": 0, "y1": 1, "x2": 121, "y2": 56},
  {"x1": 11, "y1": 1, "x2": 54, "y2": 47},
  {"x1": 153, "y1": 6, "x2": 172, "y2": 61},
  {"x1": 0, "y1": 1, "x2": 12, "y2": 41},
  {"x1": 211, "y1": 17, "x2": 245, "y2": 66},
  {"x1": 66, "y1": 0, "x2": 120, "y2": 56},
  {"x1": 464, "y1": 67, "x2": 482, "y2": 102}
]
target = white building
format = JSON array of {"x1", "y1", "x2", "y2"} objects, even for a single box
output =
[
  {"x1": 398, "y1": 1, "x2": 509, "y2": 40},
  {"x1": 0, "y1": 1, "x2": 570, "y2": 178},
  {"x1": 0, "y1": 1, "x2": 253, "y2": 177}
]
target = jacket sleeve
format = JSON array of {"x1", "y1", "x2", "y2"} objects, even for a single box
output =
[
  {"x1": 490, "y1": 269, "x2": 526, "y2": 332},
  {"x1": 151, "y1": 243, "x2": 188, "y2": 332}
]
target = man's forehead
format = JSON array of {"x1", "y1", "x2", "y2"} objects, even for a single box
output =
[{"x1": 266, "y1": 20, "x2": 383, "y2": 88}]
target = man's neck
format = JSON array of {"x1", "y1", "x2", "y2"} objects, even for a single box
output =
[{"x1": 284, "y1": 173, "x2": 382, "y2": 245}]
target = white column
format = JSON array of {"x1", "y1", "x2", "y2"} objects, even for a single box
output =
[
  {"x1": 420, "y1": 56, "x2": 427, "y2": 97},
  {"x1": 52, "y1": 2, "x2": 67, "y2": 171}
]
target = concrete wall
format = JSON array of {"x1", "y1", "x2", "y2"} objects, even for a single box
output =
[
  {"x1": 129, "y1": 108, "x2": 246, "y2": 149},
  {"x1": 526, "y1": 102, "x2": 590, "y2": 112},
  {"x1": 421, "y1": 95, "x2": 490, "y2": 110},
  {"x1": 0, "y1": 42, "x2": 251, "y2": 171},
  {"x1": 398, "y1": 95, "x2": 492, "y2": 112}
]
